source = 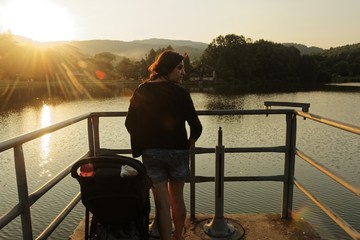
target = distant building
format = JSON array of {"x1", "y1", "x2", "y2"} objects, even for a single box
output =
[{"x1": 189, "y1": 63, "x2": 216, "y2": 82}]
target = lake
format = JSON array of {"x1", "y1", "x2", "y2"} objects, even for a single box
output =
[{"x1": 0, "y1": 84, "x2": 359, "y2": 239}]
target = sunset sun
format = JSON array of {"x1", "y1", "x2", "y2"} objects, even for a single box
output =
[{"x1": 1, "y1": 0, "x2": 75, "y2": 42}]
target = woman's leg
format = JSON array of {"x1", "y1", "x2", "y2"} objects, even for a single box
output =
[
  {"x1": 168, "y1": 180, "x2": 186, "y2": 240},
  {"x1": 152, "y1": 181, "x2": 172, "y2": 240}
]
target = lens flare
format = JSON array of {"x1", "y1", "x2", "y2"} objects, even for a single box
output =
[
  {"x1": 292, "y1": 205, "x2": 313, "y2": 221},
  {"x1": 95, "y1": 70, "x2": 106, "y2": 80}
]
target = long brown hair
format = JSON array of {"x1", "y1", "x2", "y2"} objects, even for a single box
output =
[{"x1": 147, "y1": 50, "x2": 185, "y2": 81}]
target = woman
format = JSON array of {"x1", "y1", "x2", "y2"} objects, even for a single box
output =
[{"x1": 125, "y1": 50, "x2": 202, "y2": 240}]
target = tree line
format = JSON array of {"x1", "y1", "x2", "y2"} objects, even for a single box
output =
[
  {"x1": 200, "y1": 34, "x2": 360, "y2": 91},
  {"x1": 1, "y1": 33, "x2": 359, "y2": 100}
]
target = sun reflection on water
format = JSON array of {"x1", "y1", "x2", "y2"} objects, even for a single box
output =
[{"x1": 39, "y1": 104, "x2": 52, "y2": 177}]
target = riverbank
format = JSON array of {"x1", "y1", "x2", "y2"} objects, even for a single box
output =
[{"x1": 1, "y1": 80, "x2": 359, "y2": 112}]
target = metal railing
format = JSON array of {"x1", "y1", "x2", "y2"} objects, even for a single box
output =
[
  {"x1": 0, "y1": 103, "x2": 359, "y2": 239},
  {"x1": 0, "y1": 113, "x2": 92, "y2": 240}
]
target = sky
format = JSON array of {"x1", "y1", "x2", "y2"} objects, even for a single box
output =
[{"x1": 0, "y1": 0, "x2": 359, "y2": 49}]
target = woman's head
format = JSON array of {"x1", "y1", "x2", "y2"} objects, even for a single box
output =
[{"x1": 148, "y1": 50, "x2": 186, "y2": 82}]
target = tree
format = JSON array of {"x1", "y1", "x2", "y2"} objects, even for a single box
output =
[
  {"x1": 92, "y1": 52, "x2": 116, "y2": 79},
  {"x1": 201, "y1": 34, "x2": 250, "y2": 83},
  {"x1": 222, "y1": 34, "x2": 250, "y2": 82},
  {"x1": 0, "y1": 34, "x2": 22, "y2": 80},
  {"x1": 298, "y1": 55, "x2": 318, "y2": 85},
  {"x1": 183, "y1": 54, "x2": 191, "y2": 81},
  {"x1": 114, "y1": 57, "x2": 144, "y2": 80},
  {"x1": 145, "y1": 48, "x2": 156, "y2": 68},
  {"x1": 115, "y1": 57, "x2": 132, "y2": 80},
  {"x1": 333, "y1": 60, "x2": 349, "y2": 76}
]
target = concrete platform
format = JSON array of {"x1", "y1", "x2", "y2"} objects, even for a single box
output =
[{"x1": 70, "y1": 213, "x2": 321, "y2": 240}]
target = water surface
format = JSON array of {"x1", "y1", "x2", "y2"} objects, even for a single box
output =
[{"x1": 0, "y1": 87, "x2": 359, "y2": 239}]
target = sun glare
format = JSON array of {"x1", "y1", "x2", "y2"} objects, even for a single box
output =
[{"x1": 1, "y1": 0, "x2": 75, "y2": 42}]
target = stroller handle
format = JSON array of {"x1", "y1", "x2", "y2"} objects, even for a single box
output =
[{"x1": 71, "y1": 155, "x2": 148, "y2": 182}]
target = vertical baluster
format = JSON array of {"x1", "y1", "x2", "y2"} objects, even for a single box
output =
[
  {"x1": 282, "y1": 113, "x2": 297, "y2": 219},
  {"x1": 14, "y1": 145, "x2": 33, "y2": 240}
]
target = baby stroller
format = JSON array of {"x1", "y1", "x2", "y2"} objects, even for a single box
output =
[{"x1": 71, "y1": 155, "x2": 152, "y2": 240}]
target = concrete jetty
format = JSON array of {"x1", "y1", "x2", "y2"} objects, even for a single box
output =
[{"x1": 70, "y1": 213, "x2": 321, "y2": 240}]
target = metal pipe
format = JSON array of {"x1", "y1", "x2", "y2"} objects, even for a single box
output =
[
  {"x1": 0, "y1": 203, "x2": 23, "y2": 229},
  {"x1": 190, "y1": 145, "x2": 196, "y2": 220},
  {"x1": 214, "y1": 128, "x2": 224, "y2": 218},
  {"x1": 193, "y1": 175, "x2": 284, "y2": 183},
  {"x1": 28, "y1": 157, "x2": 87, "y2": 205},
  {"x1": 264, "y1": 101, "x2": 310, "y2": 112},
  {"x1": 294, "y1": 179, "x2": 360, "y2": 239},
  {"x1": 0, "y1": 113, "x2": 90, "y2": 152},
  {"x1": 296, "y1": 149, "x2": 360, "y2": 197},
  {"x1": 282, "y1": 113, "x2": 296, "y2": 219},
  {"x1": 92, "y1": 117, "x2": 100, "y2": 156},
  {"x1": 196, "y1": 109, "x2": 294, "y2": 116},
  {"x1": 14, "y1": 145, "x2": 33, "y2": 240},
  {"x1": 296, "y1": 111, "x2": 360, "y2": 135},
  {"x1": 36, "y1": 193, "x2": 81, "y2": 240},
  {"x1": 87, "y1": 118, "x2": 95, "y2": 156},
  {"x1": 203, "y1": 127, "x2": 237, "y2": 237}
]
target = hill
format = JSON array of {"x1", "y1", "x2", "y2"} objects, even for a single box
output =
[
  {"x1": 282, "y1": 43, "x2": 324, "y2": 55},
  {"x1": 70, "y1": 39, "x2": 327, "y2": 60},
  {"x1": 12, "y1": 34, "x2": 359, "y2": 61},
  {"x1": 69, "y1": 38, "x2": 208, "y2": 60},
  {"x1": 321, "y1": 43, "x2": 360, "y2": 57}
]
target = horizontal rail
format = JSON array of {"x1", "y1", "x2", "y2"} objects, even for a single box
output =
[
  {"x1": 296, "y1": 111, "x2": 360, "y2": 135},
  {"x1": 225, "y1": 146, "x2": 286, "y2": 153},
  {"x1": 29, "y1": 154, "x2": 89, "y2": 205},
  {"x1": 197, "y1": 109, "x2": 294, "y2": 116},
  {"x1": 296, "y1": 149, "x2": 360, "y2": 197},
  {"x1": 264, "y1": 101, "x2": 310, "y2": 112},
  {"x1": 294, "y1": 179, "x2": 360, "y2": 239},
  {"x1": 97, "y1": 148, "x2": 132, "y2": 155},
  {"x1": 100, "y1": 146, "x2": 286, "y2": 161},
  {"x1": 0, "y1": 154, "x2": 88, "y2": 231},
  {"x1": 0, "y1": 202, "x2": 23, "y2": 229},
  {"x1": 90, "y1": 111, "x2": 127, "y2": 117},
  {"x1": 192, "y1": 175, "x2": 284, "y2": 183},
  {"x1": 36, "y1": 193, "x2": 81, "y2": 240},
  {"x1": 90, "y1": 109, "x2": 295, "y2": 118},
  {"x1": 192, "y1": 146, "x2": 286, "y2": 154},
  {"x1": 0, "y1": 113, "x2": 91, "y2": 152}
]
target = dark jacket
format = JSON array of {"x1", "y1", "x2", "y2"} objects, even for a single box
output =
[{"x1": 125, "y1": 81, "x2": 202, "y2": 157}]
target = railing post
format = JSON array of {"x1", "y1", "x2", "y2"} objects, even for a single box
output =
[
  {"x1": 214, "y1": 127, "x2": 224, "y2": 219},
  {"x1": 282, "y1": 113, "x2": 297, "y2": 219},
  {"x1": 87, "y1": 118, "x2": 95, "y2": 156},
  {"x1": 85, "y1": 116, "x2": 100, "y2": 238},
  {"x1": 14, "y1": 145, "x2": 33, "y2": 240},
  {"x1": 190, "y1": 144, "x2": 196, "y2": 220},
  {"x1": 88, "y1": 116, "x2": 100, "y2": 156},
  {"x1": 203, "y1": 127, "x2": 244, "y2": 238}
]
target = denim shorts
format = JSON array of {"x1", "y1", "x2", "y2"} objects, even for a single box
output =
[{"x1": 141, "y1": 149, "x2": 190, "y2": 184}]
